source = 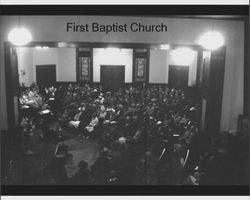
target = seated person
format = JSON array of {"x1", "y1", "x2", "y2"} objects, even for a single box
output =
[
  {"x1": 105, "y1": 106, "x2": 116, "y2": 121},
  {"x1": 98, "y1": 103, "x2": 107, "y2": 119},
  {"x1": 45, "y1": 86, "x2": 57, "y2": 99},
  {"x1": 112, "y1": 104, "x2": 124, "y2": 122},
  {"x1": 85, "y1": 112, "x2": 99, "y2": 133},
  {"x1": 68, "y1": 104, "x2": 86, "y2": 129},
  {"x1": 59, "y1": 108, "x2": 70, "y2": 122}
]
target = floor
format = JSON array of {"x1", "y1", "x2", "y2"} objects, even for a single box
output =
[
  {"x1": 64, "y1": 134, "x2": 100, "y2": 177},
  {"x1": 1, "y1": 129, "x2": 101, "y2": 185}
]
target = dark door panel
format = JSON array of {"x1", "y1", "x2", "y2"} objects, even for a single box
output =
[
  {"x1": 36, "y1": 65, "x2": 56, "y2": 86},
  {"x1": 168, "y1": 65, "x2": 189, "y2": 89},
  {"x1": 100, "y1": 65, "x2": 125, "y2": 92}
]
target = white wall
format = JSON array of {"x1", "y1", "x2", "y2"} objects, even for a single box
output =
[
  {"x1": 149, "y1": 49, "x2": 197, "y2": 86},
  {"x1": 17, "y1": 48, "x2": 34, "y2": 86},
  {"x1": 221, "y1": 21, "x2": 244, "y2": 131},
  {"x1": 0, "y1": 16, "x2": 245, "y2": 131},
  {"x1": 57, "y1": 48, "x2": 76, "y2": 82},
  {"x1": 149, "y1": 50, "x2": 168, "y2": 83},
  {"x1": 93, "y1": 48, "x2": 133, "y2": 83},
  {"x1": 32, "y1": 48, "x2": 59, "y2": 82},
  {"x1": 16, "y1": 47, "x2": 76, "y2": 87}
]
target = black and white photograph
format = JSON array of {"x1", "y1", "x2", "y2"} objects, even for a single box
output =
[{"x1": 0, "y1": 5, "x2": 249, "y2": 196}]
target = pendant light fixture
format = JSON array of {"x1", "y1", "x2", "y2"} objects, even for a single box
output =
[
  {"x1": 8, "y1": 16, "x2": 32, "y2": 46},
  {"x1": 198, "y1": 31, "x2": 224, "y2": 50},
  {"x1": 198, "y1": 23, "x2": 225, "y2": 50}
]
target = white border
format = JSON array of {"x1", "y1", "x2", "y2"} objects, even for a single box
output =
[
  {"x1": 0, "y1": 1, "x2": 248, "y2": 200},
  {"x1": 0, "y1": 0, "x2": 249, "y2": 5}
]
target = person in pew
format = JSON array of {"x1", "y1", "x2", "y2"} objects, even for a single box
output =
[
  {"x1": 68, "y1": 103, "x2": 86, "y2": 129},
  {"x1": 84, "y1": 112, "x2": 99, "y2": 139},
  {"x1": 18, "y1": 83, "x2": 202, "y2": 185}
]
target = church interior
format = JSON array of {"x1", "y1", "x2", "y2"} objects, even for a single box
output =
[{"x1": 0, "y1": 15, "x2": 249, "y2": 186}]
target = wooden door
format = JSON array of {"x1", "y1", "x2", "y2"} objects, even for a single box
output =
[
  {"x1": 168, "y1": 65, "x2": 189, "y2": 89},
  {"x1": 100, "y1": 65, "x2": 125, "y2": 92},
  {"x1": 36, "y1": 65, "x2": 56, "y2": 86}
]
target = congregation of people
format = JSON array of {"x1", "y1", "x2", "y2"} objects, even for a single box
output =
[{"x1": 17, "y1": 83, "x2": 249, "y2": 185}]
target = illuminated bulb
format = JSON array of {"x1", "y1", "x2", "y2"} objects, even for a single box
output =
[
  {"x1": 58, "y1": 42, "x2": 68, "y2": 48},
  {"x1": 36, "y1": 46, "x2": 49, "y2": 50},
  {"x1": 171, "y1": 47, "x2": 195, "y2": 65},
  {"x1": 198, "y1": 31, "x2": 224, "y2": 50},
  {"x1": 8, "y1": 27, "x2": 32, "y2": 46},
  {"x1": 160, "y1": 44, "x2": 170, "y2": 50}
]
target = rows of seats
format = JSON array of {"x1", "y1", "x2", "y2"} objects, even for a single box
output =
[{"x1": 17, "y1": 83, "x2": 248, "y2": 185}]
